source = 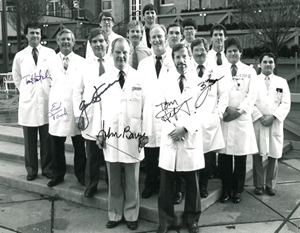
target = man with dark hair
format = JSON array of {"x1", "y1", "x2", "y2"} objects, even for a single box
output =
[
  {"x1": 138, "y1": 24, "x2": 174, "y2": 199},
  {"x1": 47, "y1": 29, "x2": 86, "y2": 188},
  {"x1": 86, "y1": 11, "x2": 122, "y2": 58},
  {"x1": 127, "y1": 20, "x2": 152, "y2": 69},
  {"x1": 218, "y1": 37, "x2": 258, "y2": 204},
  {"x1": 181, "y1": 18, "x2": 198, "y2": 56},
  {"x1": 252, "y1": 52, "x2": 290, "y2": 196},
  {"x1": 142, "y1": 4, "x2": 158, "y2": 48},
  {"x1": 96, "y1": 37, "x2": 150, "y2": 231},
  {"x1": 156, "y1": 43, "x2": 203, "y2": 233},
  {"x1": 190, "y1": 38, "x2": 228, "y2": 198},
  {"x1": 166, "y1": 23, "x2": 183, "y2": 54},
  {"x1": 207, "y1": 24, "x2": 228, "y2": 66},
  {"x1": 12, "y1": 22, "x2": 55, "y2": 181},
  {"x1": 73, "y1": 28, "x2": 111, "y2": 197}
]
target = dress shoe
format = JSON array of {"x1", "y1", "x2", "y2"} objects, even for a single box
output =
[
  {"x1": 187, "y1": 223, "x2": 199, "y2": 233},
  {"x1": 27, "y1": 174, "x2": 37, "y2": 181},
  {"x1": 127, "y1": 221, "x2": 138, "y2": 230},
  {"x1": 84, "y1": 189, "x2": 97, "y2": 198},
  {"x1": 142, "y1": 187, "x2": 155, "y2": 199},
  {"x1": 200, "y1": 187, "x2": 208, "y2": 198},
  {"x1": 47, "y1": 177, "x2": 64, "y2": 187},
  {"x1": 42, "y1": 173, "x2": 53, "y2": 179},
  {"x1": 106, "y1": 220, "x2": 122, "y2": 228},
  {"x1": 254, "y1": 187, "x2": 263, "y2": 195},
  {"x1": 220, "y1": 191, "x2": 231, "y2": 203},
  {"x1": 266, "y1": 187, "x2": 276, "y2": 196},
  {"x1": 232, "y1": 192, "x2": 242, "y2": 203},
  {"x1": 174, "y1": 191, "x2": 184, "y2": 204}
]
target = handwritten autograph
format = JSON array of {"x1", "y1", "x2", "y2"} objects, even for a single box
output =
[
  {"x1": 155, "y1": 73, "x2": 224, "y2": 122},
  {"x1": 98, "y1": 121, "x2": 146, "y2": 141},
  {"x1": 23, "y1": 70, "x2": 52, "y2": 84},
  {"x1": 78, "y1": 79, "x2": 119, "y2": 130},
  {"x1": 155, "y1": 98, "x2": 192, "y2": 122},
  {"x1": 48, "y1": 102, "x2": 68, "y2": 120}
]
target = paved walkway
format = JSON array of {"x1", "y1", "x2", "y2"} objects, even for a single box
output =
[{"x1": 0, "y1": 148, "x2": 299, "y2": 233}]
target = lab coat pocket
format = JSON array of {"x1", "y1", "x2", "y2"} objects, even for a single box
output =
[
  {"x1": 19, "y1": 86, "x2": 32, "y2": 103},
  {"x1": 183, "y1": 131, "x2": 201, "y2": 149},
  {"x1": 130, "y1": 118, "x2": 142, "y2": 134},
  {"x1": 129, "y1": 90, "x2": 142, "y2": 119}
]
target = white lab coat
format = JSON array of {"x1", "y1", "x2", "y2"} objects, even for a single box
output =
[
  {"x1": 206, "y1": 49, "x2": 230, "y2": 67},
  {"x1": 100, "y1": 65, "x2": 151, "y2": 163},
  {"x1": 192, "y1": 61, "x2": 228, "y2": 153},
  {"x1": 73, "y1": 55, "x2": 113, "y2": 141},
  {"x1": 158, "y1": 69, "x2": 205, "y2": 172},
  {"x1": 85, "y1": 31, "x2": 123, "y2": 59},
  {"x1": 252, "y1": 73, "x2": 291, "y2": 158},
  {"x1": 47, "y1": 52, "x2": 84, "y2": 137},
  {"x1": 218, "y1": 61, "x2": 258, "y2": 155},
  {"x1": 12, "y1": 45, "x2": 56, "y2": 126},
  {"x1": 138, "y1": 53, "x2": 175, "y2": 147}
]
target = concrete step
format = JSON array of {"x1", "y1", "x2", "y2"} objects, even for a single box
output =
[{"x1": 0, "y1": 125, "x2": 293, "y2": 224}]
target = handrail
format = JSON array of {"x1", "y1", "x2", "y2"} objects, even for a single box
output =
[{"x1": 165, "y1": 6, "x2": 177, "y2": 14}]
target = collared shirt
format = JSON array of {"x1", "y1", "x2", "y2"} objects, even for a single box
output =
[
  {"x1": 206, "y1": 49, "x2": 228, "y2": 66},
  {"x1": 129, "y1": 44, "x2": 152, "y2": 68},
  {"x1": 152, "y1": 51, "x2": 167, "y2": 65},
  {"x1": 59, "y1": 51, "x2": 73, "y2": 63},
  {"x1": 28, "y1": 44, "x2": 42, "y2": 53}
]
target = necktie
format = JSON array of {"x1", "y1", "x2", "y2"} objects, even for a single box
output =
[
  {"x1": 32, "y1": 48, "x2": 38, "y2": 65},
  {"x1": 119, "y1": 70, "x2": 125, "y2": 89},
  {"x1": 179, "y1": 75, "x2": 185, "y2": 93},
  {"x1": 265, "y1": 76, "x2": 270, "y2": 90},
  {"x1": 198, "y1": 65, "x2": 205, "y2": 78},
  {"x1": 63, "y1": 57, "x2": 69, "y2": 71},
  {"x1": 216, "y1": 52, "x2": 222, "y2": 66},
  {"x1": 98, "y1": 58, "x2": 105, "y2": 76},
  {"x1": 155, "y1": 56, "x2": 162, "y2": 78},
  {"x1": 231, "y1": 64, "x2": 237, "y2": 76},
  {"x1": 131, "y1": 46, "x2": 139, "y2": 70}
]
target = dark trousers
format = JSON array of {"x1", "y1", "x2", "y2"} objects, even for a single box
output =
[
  {"x1": 144, "y1": 147, "x2": 160, "y2": 191},
  {"x1": 158, "y1": 168, "x2": 201, "y2": 228},
  {"x1": 85, "y1": 139, "x2": 107, "y2": 191},
  {"x1": 51, "y1": 134, "x2": 86, "y2": 180},
  {"x1": 199, "y1": 151, "x2": 215, "y2": 189},
  {"x1": 218, "y1": 153, "x2": 247, "y2": 193},
  {"x1": 23, "y1": 124, "x2": 52, "y2": 176}
]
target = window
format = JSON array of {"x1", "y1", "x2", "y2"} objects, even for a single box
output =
[
  {"x1": 103, "y1": 0, "x2": 112, "y2": 11},
  {"x1": 161, "y1": 0, "x2": 174, "y2": 5}
]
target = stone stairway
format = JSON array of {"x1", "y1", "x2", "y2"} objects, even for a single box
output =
[{"x1": 0, "y1": 125, "x2": 292, "y2": 224}]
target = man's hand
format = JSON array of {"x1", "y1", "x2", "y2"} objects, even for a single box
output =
[
  {"x1": 139, "y1": 136, "x2": 149, "y2": 148},
  {"x1": 261, "y1": 115, "x2": 276, "y2": 127},
  {"x1": 224, "y1": 106, "x2": 241, "y2": 122},
  {"x1": 169, "y1": 126, "x2": 187, "y2": 142},
  {"x1": 96, "y1": 135, "x2": 106, "y2": 149},
  {"x1": 76, "y1": 117, "x2": 85, "y2": 130}
]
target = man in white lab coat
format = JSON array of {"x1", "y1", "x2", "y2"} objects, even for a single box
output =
[
  {"x1": 73, "y1": 28, "x2": 111, "y2": 198},
  {"x1": 127, "y1": 20, "x2": 152, "y2": 70},
  {"x1": 218, "y1": 38, "x2": 258, "y2": 204},
  {"x1": 138, "y1": 24, "x2": 175, "y2": 199},
  {"x1": 96, "y1": 38, "x2": 149, "y2": 231},
  {"x1": 190, "y1": 38, "x2": 228, "y2": 198},
  {"x1": 47, "y1": 29, "x2": 86, "y2": 187},
  {"x1": 156, "y1": 43, "x2": 204, "y2": 233},
  {"x1": 85, "y1": 11, "x2": 122, "y2": 59},
  {"x1": 206, "y1": 24, "x2": 229, "y2": 67},
  {"x1": 252, "y1": 52, "x2": 291, "y2": 196},
  {"x1": 12, "y1": 22, "x2": 55, "y2": 181}
]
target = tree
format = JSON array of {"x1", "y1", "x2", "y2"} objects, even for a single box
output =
[
  {"x1": 233, "y1": 0, "x2": 300, "y2": 63},
  {"x1": 8, "y1": 0, "x2": 49, "y2": 32}
]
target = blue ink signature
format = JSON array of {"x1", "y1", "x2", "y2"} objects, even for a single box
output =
[
  {"x1": 194, "y1": 75, "x2": 224, "y2": 108},
  {"x1": 155, "y1": 98, "x2": 192, "y2": 122},
  {"x1": 48, "y1": 102, "x2": 68, "y2": 120},
  {"x1": 78, "y1": 79, "x2": 119, "y2": 130},
  {"x1": 23, "y1": 70, "x2": 52, "y2": 84}
]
